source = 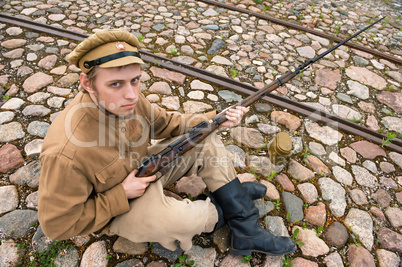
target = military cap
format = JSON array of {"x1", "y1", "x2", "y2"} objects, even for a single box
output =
[{"x1": 68, "y1": 29, "x2": 144, "y2": 73}]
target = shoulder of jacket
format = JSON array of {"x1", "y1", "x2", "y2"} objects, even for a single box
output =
[{"x1": 60, "y1": 145, "x2": 76, "y2": 160}]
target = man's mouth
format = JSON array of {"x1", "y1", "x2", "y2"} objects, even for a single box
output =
[{"x1": 122, "y1": 103, "x2": 136, "y2": 109}]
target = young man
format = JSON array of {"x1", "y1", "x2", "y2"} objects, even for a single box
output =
[{"x1": 38, "y1": 29, "x2": 296, "y2": 256}]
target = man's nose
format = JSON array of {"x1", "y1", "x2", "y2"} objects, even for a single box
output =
[{"x1": 124, "y1": 84, "x2": 136, "y2": 99}]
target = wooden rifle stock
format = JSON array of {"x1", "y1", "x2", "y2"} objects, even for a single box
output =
[{"x1": 136, "y1": 17, "x2": 385, "y2": 179}]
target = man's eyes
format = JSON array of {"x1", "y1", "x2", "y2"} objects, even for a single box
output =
[{"x1": 109, "y1": 78, "x2": 139, "y2": 87}]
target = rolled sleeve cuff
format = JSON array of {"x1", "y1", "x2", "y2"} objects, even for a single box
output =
[
  {"x1": 185, "y1": 110, "x2": 217, "y2": 130},
  {"x1": 106, "y1": 184, "x2": 130, "y2": 217},
  {"x1": 205, "y1": 110, "x2": 217, "y2": 120}
]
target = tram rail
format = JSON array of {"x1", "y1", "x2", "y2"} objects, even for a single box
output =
[{"x1": 199, "y1": 0, "x2": 402, "y2": 65}]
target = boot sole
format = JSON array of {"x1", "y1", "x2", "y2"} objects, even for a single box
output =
[{"x1": 229, "y1": 246, "x2": 297, "y2": 256}]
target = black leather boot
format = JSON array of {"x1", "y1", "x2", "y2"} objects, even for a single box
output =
[
  {"x1": 241, "y1": 181, "x2": 267, "y2": 200},
  {"x1": 199, "y1": 181, "x2": 267, "y2": 233},
  {"x1": 212, "y1": 178, "x2": 297, "y2": 256}
]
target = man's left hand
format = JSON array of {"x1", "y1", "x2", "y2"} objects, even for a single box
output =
[{"x1": 220, "y1": 106, "x2": 249, "y2": 128}]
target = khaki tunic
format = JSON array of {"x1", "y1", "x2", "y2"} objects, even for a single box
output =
[{"x1": 38, "y1": 92, "x2": 217, "y2": 241}]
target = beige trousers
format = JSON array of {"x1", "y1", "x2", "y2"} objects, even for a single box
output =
[{"x1": 109, "y1": 133, "x2": 236, "y2": 251}]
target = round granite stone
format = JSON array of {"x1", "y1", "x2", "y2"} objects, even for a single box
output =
[{"x1": 325, "y1": 221, "x2": 348, "y2": 247}]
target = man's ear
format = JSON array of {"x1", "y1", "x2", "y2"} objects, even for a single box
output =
[{"x1": 80, "y1": 73, "x2": 95, "y2": 93}]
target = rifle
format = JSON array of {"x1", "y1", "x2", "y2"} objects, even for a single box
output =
[{"x1": 137, "y1": 17, "x2": 385, "y2": 180}]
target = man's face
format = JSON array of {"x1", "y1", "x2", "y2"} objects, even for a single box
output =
[{"x1": 84, "y1": 63, "x2": 142, "y2": 117}]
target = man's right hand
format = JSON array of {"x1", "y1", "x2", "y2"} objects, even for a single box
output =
[{"x1": 122, "y1": 169, "x2": 156, "y2": 199}]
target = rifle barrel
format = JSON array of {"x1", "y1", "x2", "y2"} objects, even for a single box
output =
[{"x1": 308, "y1": 17, "x2": 385, "y2": 66}]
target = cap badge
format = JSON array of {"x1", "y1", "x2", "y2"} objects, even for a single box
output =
[{"x1": 116, "y1": 42, "x2": 126, "y2": 50}]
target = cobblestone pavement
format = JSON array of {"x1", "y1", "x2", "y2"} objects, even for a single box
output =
[{"x1": 0, "y1": 0, "x2": 401, "y2": 266}]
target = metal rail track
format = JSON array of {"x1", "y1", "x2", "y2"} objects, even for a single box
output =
[
  {"x1": 0, "y1": 13, "x2": 401, "y2": 153},
  {"x1": 199, "y1": 0, "x2": 402, "y2": 65}
]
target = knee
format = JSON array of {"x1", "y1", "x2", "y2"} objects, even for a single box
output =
[{"x1": 200, "y1": 133, "x2": 226, "y2": 154}]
